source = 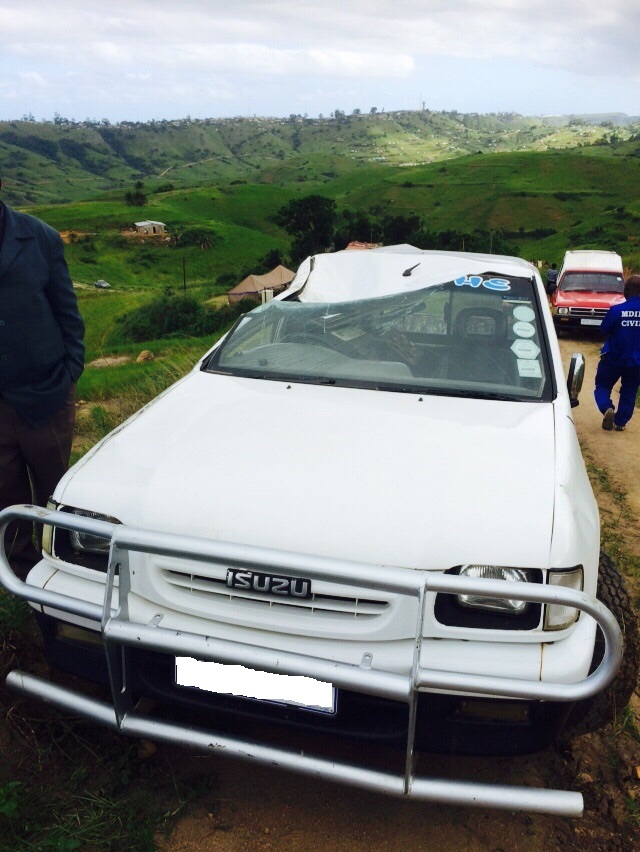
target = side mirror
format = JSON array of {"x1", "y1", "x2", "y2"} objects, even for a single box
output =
[{"x1": 567, "y1": 353, "x2": 585, "y2": 408}]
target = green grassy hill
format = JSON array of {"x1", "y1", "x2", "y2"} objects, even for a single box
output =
[
  {"x1": 4, "y1": 119, "x2": 639, "y2": 386},
  {"x1": 330, "y1": 150, "x2": 640, "y2": 266},
  {"x1": 2, "y1": 110, "x2": 639, "y2": 207},
  {"x1": 29, "y1": 147, "x2": 640, "y2": 301}
]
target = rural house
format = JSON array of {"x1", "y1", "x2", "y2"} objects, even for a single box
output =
[{"x1": 134, "y1": 220, "x2": 166, "y2": 235}]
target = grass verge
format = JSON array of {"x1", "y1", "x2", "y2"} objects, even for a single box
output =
[
  {"x1": 0, "y1": 709, "x2": 215, "y2": 850},
  {"x1": 0, "y1": 338, "x2": 221, "y2": 849},
  {"x1": 584, "y1": 450, "x2": 640, "y2": 587},
  {"x1": 0, "y1": 584, "x2": 217, "y2": 850}
]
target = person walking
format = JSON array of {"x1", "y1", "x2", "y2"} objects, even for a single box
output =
[
  {"x1": 594, "y1": 274, "x2": 640, "y2": 432},
  {"x1": 0, "y1": 181, "x2": 84, "y2": 579}
]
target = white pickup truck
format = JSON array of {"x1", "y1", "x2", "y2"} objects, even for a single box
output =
[{"x1": 1, "y1": 247, "x2": 637, "y2": 816}]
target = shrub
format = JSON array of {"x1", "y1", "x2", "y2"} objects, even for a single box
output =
[
  {"x1": 173, "y1": 227, "x2": 219, "y2": 249},
  {"x1": 111, "y1": 295, "x2": 252, "y2": 344}
]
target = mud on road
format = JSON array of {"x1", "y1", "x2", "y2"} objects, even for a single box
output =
[{"x1": 154, "y1": 335, "x2": 640, "y2": 852}]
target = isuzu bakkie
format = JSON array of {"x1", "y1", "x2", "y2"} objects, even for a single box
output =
[{"x1": 2, "y1": 247, "x2": 638, "y2": 816}]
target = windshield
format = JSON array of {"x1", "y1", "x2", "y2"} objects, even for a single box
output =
[
  {"x1": 206, "y1": 273, "x2": 552, "y2": 401},
  {"x1": 560, "y1": 272, "x2": 624, "y2": 293}
]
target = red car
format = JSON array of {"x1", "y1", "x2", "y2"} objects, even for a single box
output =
[{"x1": 550, "y1": 250, "x2": 625, "y2": 331}]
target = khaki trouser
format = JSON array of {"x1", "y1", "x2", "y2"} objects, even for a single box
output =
[{"x1": 0, "y1": 385, "x2": 76, "y2": 580}]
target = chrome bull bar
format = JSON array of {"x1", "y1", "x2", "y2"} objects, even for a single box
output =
[{"x1": 0, "y1": 505, "x2": 625, "y2": 817}]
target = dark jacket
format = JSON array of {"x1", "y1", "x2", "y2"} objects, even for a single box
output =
[{"x1": 0, "y1": 202, "x2": 84, "y2": 427}]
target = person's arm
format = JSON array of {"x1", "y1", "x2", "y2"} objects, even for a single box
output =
[
  {"x1": 599, "y1": 304, "x2": 618, "y2": 339},
  {"x1": 45, "y1": 229, "x2": 85, "y2": 381}
]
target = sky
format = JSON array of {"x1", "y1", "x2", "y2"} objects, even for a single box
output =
[{"x1": 0, "y1": 0, "x2": 638, "y2": 123}]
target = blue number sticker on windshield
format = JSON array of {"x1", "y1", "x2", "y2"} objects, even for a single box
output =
[
  {"x1": 483, "y1": 277, "x2": 511, "y2": 291},
  {"x1": 454, "y1": 275, "x2": 484, "y2": 288},
  {"x1": 454, "y1": 275, "x2": 511, "y2": 292}
]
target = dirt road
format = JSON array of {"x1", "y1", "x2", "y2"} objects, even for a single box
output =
[
  {"x1": 155, "y1": 334, "x2": 640, "y2": 851},
  {"x1": 564, "y1": 336, "x2": 640, "y2": 558}
]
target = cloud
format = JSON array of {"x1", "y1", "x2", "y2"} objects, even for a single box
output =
[
  {"x1": 174, "y1": 45, "x2": 414, "y2": 78},
  {"x1": 7, "y1": 39, "x2": 413, "y2": 79},
  {"x1": 2, "y1": 1, "x2": 638, "y2": 76},
  {"x1": 1, "y1": 1, "x2": 639, "y2": 120},
  {"x1": 17, "y1": 71, "x2": 48, "y2": 88}
]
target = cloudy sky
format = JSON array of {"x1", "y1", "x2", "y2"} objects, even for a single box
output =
[{"x1": 0, "y1": 1, "x2": 638, "y2": 122}]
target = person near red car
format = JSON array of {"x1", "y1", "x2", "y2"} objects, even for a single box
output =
[{"x1": 595, "y1": 275, "x2": 640, "y2": 432}]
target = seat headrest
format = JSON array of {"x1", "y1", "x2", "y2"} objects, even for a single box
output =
[{"x1": 452, "y1": 307, "x2": 508, "y2": 343}]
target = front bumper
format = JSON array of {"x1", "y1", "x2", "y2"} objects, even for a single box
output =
[
  {"x1": 0, "y1": 505, "x2": 624, "y2": 817},
  {"x1": 33, "y1": 609, "x2": 573, "y2": 757},
  {"x1": 553, "y1": 313, "x2": 605, "y2": 330}
]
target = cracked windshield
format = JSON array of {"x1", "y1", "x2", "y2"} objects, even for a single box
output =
[{"x1": 207, "y1": 274, "x2": 551, "y2": 400}]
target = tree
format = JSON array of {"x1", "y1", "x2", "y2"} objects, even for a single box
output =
[
  {"x1": 256, "y1": 248, "x2": 287, "y2": 273},
  {"x1": 275, "y1": 195, "x2": 337, "y2": 263},
  {"x1": 125, "y1": 181, "x2": 148, "y2": 206},
  {"x1": 381, "y1": 214, "x2": 422, "y2": 244},
  {"x1": 335, "y1": 209, "x2": 377, "y2": 248}
]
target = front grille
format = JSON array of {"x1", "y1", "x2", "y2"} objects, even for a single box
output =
[
  {"x1": 568, "y1": 307, "x2": 608, "y2": 318},
  {"x1": 161, "y1": 568, "x2": 390, "y2": 620}
]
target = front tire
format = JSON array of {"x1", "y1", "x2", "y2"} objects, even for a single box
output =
[{"x1": 564, "y1": 551, "x2": 640, "y2": 737}]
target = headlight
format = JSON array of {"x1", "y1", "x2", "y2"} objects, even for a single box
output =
[
  {"x1": 557, "y1": 307, "x2": 569, "y2": 315},
  {"x1": 457, "y1": 565, "x2": 530, "y2": 615},
  {"x1": 68, "y1": 508, "x2": 120, "y2": 554},
  {"x1": 43, "y1": 503, "x2": 120, "y2": 569},
  {"x1": 544, "y1": 567, "x2": 583, "y2": 630}
]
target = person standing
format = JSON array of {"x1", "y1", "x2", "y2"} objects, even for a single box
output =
[
  {"x1": 595, "y1": 274, "x2": 640, "y2": 432},
  {"x1": 546, "y1": 262, "x2": 558, "y2": 294},
  {"x1": 0, "y1": 181, "x2": 84, "y2": 579}
]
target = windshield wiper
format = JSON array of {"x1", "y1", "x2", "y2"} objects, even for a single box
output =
[{"x1": 442, "y1": 388, "x2": 524, "y2": 402}]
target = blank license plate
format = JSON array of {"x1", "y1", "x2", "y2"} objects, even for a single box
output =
[
  {"x1": 176, "y1": 657, "x2": 335, "y2": 713},
  {"x1": 581, "y1": 318, "x2": 602, "y2": 326}
]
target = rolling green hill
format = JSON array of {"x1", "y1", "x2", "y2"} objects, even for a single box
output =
[
  {"x1": 2, "y1": 109, "x2": 638, "y2": 207},
  {"x1": 3, "y1": 112, "x2": 640, "y2": 370},
  {"x1": 27, "y1": 148, "x2": 640, "y2": 303}
]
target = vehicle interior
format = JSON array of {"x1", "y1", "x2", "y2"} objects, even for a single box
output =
[
  {"x1": 559, "y1": 272, "x2": 624, "y2": 293},
  {"x1": 208, "y1": 277, "x2": 550, "y2": 400}
]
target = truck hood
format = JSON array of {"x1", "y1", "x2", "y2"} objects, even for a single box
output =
[
  {"x1": 60, "y1": 372, "x2": 556, "y2": 570},
  {"x1": 554, "y1": 290, "x2": 624, "y2": 309}
]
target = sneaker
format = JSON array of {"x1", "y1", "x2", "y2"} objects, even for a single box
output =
[
  {"x1": 602, "y1": 408, "x2": 615, "y2": 431},
  {"x1": 614, "y1": 423, "x2": 626, "y2": 431}
]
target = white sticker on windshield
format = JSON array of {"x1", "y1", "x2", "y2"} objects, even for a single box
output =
[
  {"x1": 517, "y1": 359, "x2": 542, "y2": 378},
  {"x1": 513, "y1": 306, "x2": 535, "y2": 322},
  {"x1": 513, "y1": 321, "x2": 536, "y2": 338},
  {"x1": 511, "y1": 339, "x2": 541, "y2": 359}
]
